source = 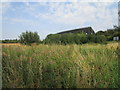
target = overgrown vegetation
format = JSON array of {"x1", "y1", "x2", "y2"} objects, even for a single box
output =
[
  {"x1": 96, "y1": 26, "x2": 120, "y2": 41},
  {"x1": 43, "y1": 33, "x2": 107, "y2": 45},
  {"x1": 19, "y1": 31, "x2": 40, "y2": 45},
  {"x1": 2, "y1": 42, "x2": 119, "y2": 88},
  {"x1": 43, "y1": 26, "x2": 120, "y2": 45},
  {"x1": 1, "y1": 26, "x2": 120, "y2": 45},
  {"x1": 1, "y1": 39, "x2": 19, "y2": 43}
]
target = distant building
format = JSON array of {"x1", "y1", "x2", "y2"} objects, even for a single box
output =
[
  {"x1": 107, "y1": 29, "x2": 115, "y2": 31},
  {"x1": 107, "y1": 28, "x2": 119, "y2": 41},
  {"x1": 57, "y1": 27, "x2": 95, "y2": 35},
  {"x1": 113, "y1": 36, "x2": 119, "y2": 41}
]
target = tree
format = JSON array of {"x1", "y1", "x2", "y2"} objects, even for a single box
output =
[
  {"x1": 2, "y1": 39, "x2": 19, "y2": 43},
  {"x1": 96, "y1": 31, "x2": 105, "y2": 35},
  {"x1": 19, "y1": 31, "x2": 40, "y2": 45}
]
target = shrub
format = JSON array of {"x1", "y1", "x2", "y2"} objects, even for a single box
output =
[
  {"x1": 44, "y1": 32, "x2": 107, "y2": 45},
  {"x1": 2, "y1": 39, "x2": 19, "y2": 43},
  {"x1": 19, "y1": 31, "x2": 40, "y2": 45}
]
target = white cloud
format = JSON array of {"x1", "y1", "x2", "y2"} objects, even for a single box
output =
[
  {"x1": 1, "y1": 0, "x2": 119, "y2": 2},
  {"x1": 2, "y1": 2, "x2": 118, "y2": 32},
  {"x1": 33, "y1": 2, "x2": 117, "y2": 31},
  {"x1": 1, "y1": 1, "x2": 118, "y2": 40}
]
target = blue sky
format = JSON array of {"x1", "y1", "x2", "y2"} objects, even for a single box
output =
[{"x1": 1, "y1": 1, "x2": 118, "y2": 40}]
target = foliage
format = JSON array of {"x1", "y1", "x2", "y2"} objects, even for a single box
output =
[
  {"x1": 19, "y1": 31, "x2": 40, "y2": 45},
  {"x1": 44, "y1": 33, "x2": 107, "y2": 45},
  {"x1": 87, "y1": 35, "x2": 106, "y2": 44},
  {"x1": 96, "y1": 26, "x2": 120, "y2": 41},
  {"x1": 2, "y1": 43, "x2": 119, "y2": 88},
  {"x1": 1, "y1": 39, "x2": 19, "y2": 43}
]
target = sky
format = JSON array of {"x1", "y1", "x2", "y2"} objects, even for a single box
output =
[{"x1": 0, "y1": 0, "x2": 119, "y2": 40}]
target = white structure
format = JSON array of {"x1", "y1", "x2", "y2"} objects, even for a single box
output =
[{"x1": 113, "y1": 36, "x2": 119, "y2": 41}]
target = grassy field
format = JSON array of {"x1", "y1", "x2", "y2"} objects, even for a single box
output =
[{"x1": 2, "y1": 42, "x2": 119, "y2": 88}]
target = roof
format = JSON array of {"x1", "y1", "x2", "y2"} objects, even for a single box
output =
[{"x1": 57, "y1": 27, "x2": 95, "y2": 34}]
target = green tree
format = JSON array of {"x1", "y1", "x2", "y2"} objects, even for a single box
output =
[
  {"x1": 44, "y1": 34, "x2": 61, "y2": 44},
  {"x1": 96, "y1": 31, "x2": 105, "y2": 35},
  {"x1": 19, "y1": 31, "x2": 40, "y2": 45}
]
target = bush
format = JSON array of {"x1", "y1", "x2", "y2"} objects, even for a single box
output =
[
  {"x1": 2, "y1": 39, "x2": 19, "y2": 43},
  {"x1": 19, "y1": 31, "x2": 40, "y2": 45},
  {"x1": 87, "y1": 35, "x2": 107, "y2": 44},
  {"x1": 94, "y1": 35, "x2": 106, "y2": 43},
  {"x1": 44, "y1": 33, "x2": 107, "y2": 45}
]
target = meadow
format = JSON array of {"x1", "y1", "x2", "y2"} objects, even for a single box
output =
[{"x1": 2, "y1": 42, "x2": 119, "y2": 88}]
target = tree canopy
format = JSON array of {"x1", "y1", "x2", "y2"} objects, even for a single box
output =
[{"x1": 19, "y1": 31, "x2": 40, "y2": 45}]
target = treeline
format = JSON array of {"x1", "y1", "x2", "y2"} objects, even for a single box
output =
[
  {"x1": 96, "y1": 27, "x2": 120, "y2": 41},
  {"x1": 1, "y1": 39, "x2": 19, "y2": 43},
  {"x1": 1, "y1": 31, "x2": 40, "y2": 44},
  {"x1": 43, "y1": 26, "x2": 120, "y2": 45},
  {"x1": 43, "y1": 33, "x2": 107, "y2": 45},
  {"x1": 1, "y1": 26, "x2": 120, "y2": 45}
]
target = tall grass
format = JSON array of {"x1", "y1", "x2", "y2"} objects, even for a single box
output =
[{"x1": 2, "y1": 43, "x2": 119, "y2": 88}]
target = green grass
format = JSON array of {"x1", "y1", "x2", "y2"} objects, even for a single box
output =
[{"x1": 2, "y1": 43, "x2": 119, "y2": 88}]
